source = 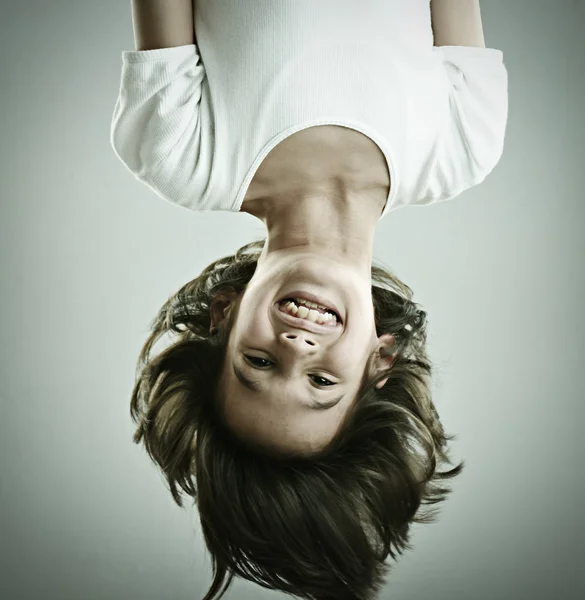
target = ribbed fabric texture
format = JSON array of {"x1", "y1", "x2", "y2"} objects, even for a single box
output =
[{"x1": 110, "y1": 0, "x2": 508, "y2": 219}]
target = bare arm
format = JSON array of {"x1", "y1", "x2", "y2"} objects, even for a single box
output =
[
  {"x1": 130, "y1": 0, "x2": 195, "y2": 51},
  {"x1": 430, "y1": 0, "x2": 486, "y2": 47}
]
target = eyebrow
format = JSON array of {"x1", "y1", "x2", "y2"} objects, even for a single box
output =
[{"x1": 233, "y1": 363, "x2": 344, "y2": 411}]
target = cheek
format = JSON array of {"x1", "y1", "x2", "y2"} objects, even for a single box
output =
[
  {"x1": 233, "y1": 309, "x2": 270, "y2": 346},
  {"x1": 336, "y1": 336, "x2": 373, "y2": 367}
]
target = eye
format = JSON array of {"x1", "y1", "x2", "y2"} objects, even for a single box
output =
[
  {"x1": 311, "y1": 375, "x2": 336, "y2": 387},
  {"x1": 245, "y1": 355, "x2": 274, "y2": 368},
  {"x1": 244, "y1": 355, "x2": 337, "y2": 387}
]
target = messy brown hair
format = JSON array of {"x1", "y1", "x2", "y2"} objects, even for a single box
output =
[{"x1": 130, "y1": 239, "x2": 463, "y2": 600}]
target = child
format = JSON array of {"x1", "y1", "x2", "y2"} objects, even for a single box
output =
[{"x1": 111, "y1": 2, "x2": 508, "y2": 599}]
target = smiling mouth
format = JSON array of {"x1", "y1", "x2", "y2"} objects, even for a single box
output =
[
  {"x1": 275, "y1": 300, "x2": 342, "y2": 334},
  {"x1": 274, "y1": 306, "x2": 341, "y2": 334},
  {"x1": 279, "y1": 297, "x2": 340, "y2": 321},
  {"x1": 276, "y1": 291, "x2": 343, "y2": 323}
]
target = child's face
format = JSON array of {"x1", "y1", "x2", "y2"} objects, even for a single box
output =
[{"x1": 216, "y1": 250, "x2": 395, "y2": 455}]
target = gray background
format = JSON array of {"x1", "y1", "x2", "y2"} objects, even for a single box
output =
[{"x1": 1, "y1": 1, "x2": 584, "y2": 599}]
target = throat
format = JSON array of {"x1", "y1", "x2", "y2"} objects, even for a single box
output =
[{"x1": 262, "y1": 199, "x2": 379, "y2": 268}]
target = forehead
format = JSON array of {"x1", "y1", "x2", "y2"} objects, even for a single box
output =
[
  {"x1": 219, "y1": 361, "x2": 352, "y2": 452},
  {"x1": 218, "y1": 358, "x2": 378, "y2": 454}
]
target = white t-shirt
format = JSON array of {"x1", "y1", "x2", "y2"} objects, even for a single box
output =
[{"x1": 110, "y1": 0, "x2": 508, "y2": 220}]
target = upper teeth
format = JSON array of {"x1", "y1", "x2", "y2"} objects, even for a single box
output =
[{"x1": 282, "y1": 298, "x2": 337, "y2": 324}]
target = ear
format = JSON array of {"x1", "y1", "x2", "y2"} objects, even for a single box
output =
[
  {"x1": 209, "y1": 290, "x2": 240, "y2": 335},
  {"x1": 373, "y1": 333, "x2": 399, "y2": 390}
]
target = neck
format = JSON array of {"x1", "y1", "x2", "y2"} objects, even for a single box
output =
[{"x1": 242, "y1": 183, "x2": 386, "y2": 274}]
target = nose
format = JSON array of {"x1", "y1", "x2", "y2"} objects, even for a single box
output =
[{"x1": 279, "y1": 331, "x2": 319, "y2": 354}]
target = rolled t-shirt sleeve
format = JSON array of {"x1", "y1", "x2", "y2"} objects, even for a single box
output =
[
  {"x1": 110, "y1": 44, "x2": 208, "y2": 210},
  {"x1": 421, "y1": 46, "x2": 509, "y2": 203}
]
